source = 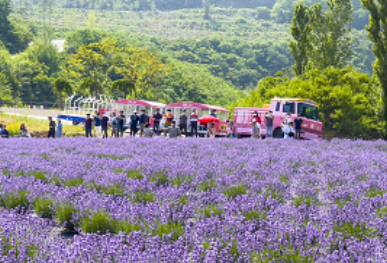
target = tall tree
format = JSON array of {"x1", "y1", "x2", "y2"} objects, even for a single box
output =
[
  {"x1": 361, "y1": 0, "x2": 387, "y2": 126},
  {"x1": 309, "y1": 0, "x2": 354, "y2": 69},
  {"x1": 53, "y1": 78, "x2": 73, "y2": 109},
  {"x1": 116, "y1": 46, "x2": 170, "y2": 99},
  {"x1": 203, "y1": 0, "x2": 210, "y2": 20},
  {"x1": 289, "y1": 3, "x2": 312, "y2": 76},
  {"x1": 68, "y1": 38, "x2": 117, "y2": 97},
  {"x1": 111, "y1": 79, "x2": 134, "y2": 99}
]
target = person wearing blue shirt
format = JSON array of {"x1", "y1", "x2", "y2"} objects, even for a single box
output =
[
  {"x1": 56, "y1": 119, "x2": 63, "y2": 138},
  {"x1": 210, "y1": 110, "x2": 217, "y2": 118},
  {"x1": 153, "y1": 108, "x2": 162, "y2": 136},
  {"x1": 139, "y1": 109, "x2": 149, "y2": 137},
  {"x1": 93, "y1": 112, "x2": 102, "y2": 138},
  {"x1": 1, "y1": 125, "x2": 9, "y2": 138}
]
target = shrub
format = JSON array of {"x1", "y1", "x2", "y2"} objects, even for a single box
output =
[
  {"x1": 64, "y1": 178, "x2": 84, "y2": 187},
  {"x1": 80, "y1": 210, "x2": 118, "y2": 234},
  {"x1": 7, "y1": 122, "x2": 21, "y2": 136},
  {"x1": 34, "y1": 198, "x2": 54, "y2": 219},
  {"x1": 0, "y1": 190, "x2": 31, "y2": 213},
  {"x1": 56, "y1": 203, "x2": 77, "y2": 231},
  {"x1": 126, "y1": 170, "x2": 144, "y2": 180},
  {"x1": 132, "y1": 191, "x2": 155, "y2": 204},
  {"x1": 151, "y1": 172, "x2": 168, "y2": 187},
  {"x1": 203, "y1": 205, "x2": 223, "y2": 218},
  {"x1": 152, "y1": 221, "x2": 183, "y2": 241},
  {"x1": 223, "y1": 185, "x2": 247, "y2": 200},
  {"x1": 119, "y1": 221, "x2": 141, "y2": 234}
]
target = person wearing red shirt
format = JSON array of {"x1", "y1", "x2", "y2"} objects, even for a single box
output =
[
  {"x1": 252, "y1": 111, "x2": 261, "y2": 124},
  {"x1": 190, "y1": 109, "x2": 199, "y2": 138}
]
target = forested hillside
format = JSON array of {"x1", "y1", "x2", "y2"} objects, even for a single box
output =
[{"x1": 2, "y1": 0, "x2": 386, "y2": 139}]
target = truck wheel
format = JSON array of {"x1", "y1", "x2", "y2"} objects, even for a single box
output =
[
  {"x1": 273, "y1": 128, "x2": 282, "y2": 138},
  {"x1": 72, "y1": 121, "x2": 80, "y2": 126}
]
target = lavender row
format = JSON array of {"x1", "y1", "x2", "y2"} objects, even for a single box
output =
[{"x1": 0, "y1": 138, "x2": 387, "y2": 261}]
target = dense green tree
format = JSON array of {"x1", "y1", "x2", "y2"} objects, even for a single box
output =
[
  {"x1": 53, "y1": 78, "x2": 73, "y2": 109},
  {"x1": 68, "y1": 38, "x2": 118, "y2": 97},
  {"x1": 309, "y1": 0, "x2": 354, "y2": 69},
  {"x1": 361, "y1": 0, "x2": 387, "y2": 127},
  {"x1": 0, "y1": 0, "x2": 33, "y2": 54},
  {"x1": 111, "y1": 79, "x2": 134, "y2": 99},
  {"x1": 289, "y1": 3, "x2": 312, "y2": 75},
  {"x1": 255, "y1": 7, "x2": 271, "y2": 20}
]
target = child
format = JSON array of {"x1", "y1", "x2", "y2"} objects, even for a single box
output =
[
  {"x1": 284, "y1": 122, "x2": 294, "y2": 140},
  {"x1": 228, "y1": 120, "x2": 238, "y2": 138},
  {"x1": 207, "y1": 121, "x2": 216, "y2": 138}
]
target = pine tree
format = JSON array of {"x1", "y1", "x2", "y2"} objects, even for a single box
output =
[
  {"x1": 289, "y1": 3, "x2": 312, "y2": 76},
  {"x1": 361, "y1": 0, "x2": 387, "y2": 126}
]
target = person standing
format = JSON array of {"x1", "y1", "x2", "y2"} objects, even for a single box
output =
[
  {"x1": 164, "y1": 109, "x2": 174, "y2": 137},
  {"x1": 252, "y1": 111, "x2": 262, "y2": 124},
  {"x1": 251, "y1": 119, "x2": 261, "y2": 139},
  {"x1": 101, "y1": 114, "x2": 109, "y2": 139},
  {"x1": 168, "y1": 121, "x2": 181, "y2": 138},
  {"x1": 228, "y1": 120, "x2": 238, "y2": 138},
  {"x1": 111, "y1": 112, "x2": 118, "y2": 138},
  {"x1": 85, "y1": 114, "x2": 93, "y2": 138},
  {"x1": 139, "y1": 109, "x2": 149, "y2": 137},
  {"x1": 265, "y1": 111, "x2": 274, "y2": 138},
  {"x1": 48, "y1": 117, "x2": 56, "y2": 138},
  {"x1": 294, "y1": 114, "x2": 303, "y2": 139},
  {"x1": 130, "y1": 111, "x2": 140, "y2": 137},
  {"x1": 179, "y1": 109, "x2": 188, "y2": 137},
  {"x1": 1, "y1": 125, "x2": 9, "y2": 138},
  {"x1": 190, "y1": 109, "x2": 198, "y2": 138},
  {"x1": 153, "y1": 108, "x2": 162, "y2": 136},
  {"x1": 210, "y1": 110, "x2": 217, "y2": 118},
  {"x1": 56, "y1": 120, "x2": 63, "y2": 138},
  {"x1": 117, "y1": 111, "x2": 125, "y2": 137},
  {"x1": 93, "y1": 112, "x2": 102, "y2": 138}
]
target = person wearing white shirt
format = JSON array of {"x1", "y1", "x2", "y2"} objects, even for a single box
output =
[{"x1": 284, "y1": 122, "x2": 295, "y2": 140}]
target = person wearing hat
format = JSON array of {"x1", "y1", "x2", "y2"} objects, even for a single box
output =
[
  {"x1": 179, "y1": 109, "x2": 188, "y2": 137},
  {"x1": 164, "y1": 109, "x2": 174, "y2": 137},
  {"x1": 101, "y1": 113, "x2": 110, "y2": 139},
  {"x1": 130, "y1": 111, "x2": 140, "y2": 137},
  {"x1": 251, "y1": 119, "x2": 261, "y2": 139},
  {"x1": 210, "y1": 110, "x2": 217, "y2": 118}
]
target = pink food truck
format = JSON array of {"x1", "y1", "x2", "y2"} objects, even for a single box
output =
[
  {"x1": 233, "y1": 97, "x2": 323, "y2": 140},
  {"x1": 165, "y1": 102, "x2": 230, "y2": 137},
  {"x1": 100, "y1": 99, "x2": 166, "y2": 131}
]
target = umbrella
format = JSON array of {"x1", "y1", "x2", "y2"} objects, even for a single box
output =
[{"x1": 198, "y1": 115, "x2": 219, "y2": 123}]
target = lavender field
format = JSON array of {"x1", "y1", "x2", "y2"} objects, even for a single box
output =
[{"x1": 1, "y1": 138, "x2": 387, "y2": 262}]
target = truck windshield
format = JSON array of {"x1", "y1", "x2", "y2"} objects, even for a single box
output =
[
  {"x1": 298, "y1": 103, "x2": 319, "y2": 120},
  {"x1": 283, "y1": 102, "x2": 295, "y2": 114}
]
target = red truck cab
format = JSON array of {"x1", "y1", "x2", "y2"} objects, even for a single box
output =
[{"x1": 233, "y1": 97, "x2": 323, "y2": 140}]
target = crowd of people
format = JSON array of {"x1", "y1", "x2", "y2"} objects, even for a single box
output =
[{"x1": 0, "y1": 108, "x2": 306, "y2": 140}]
